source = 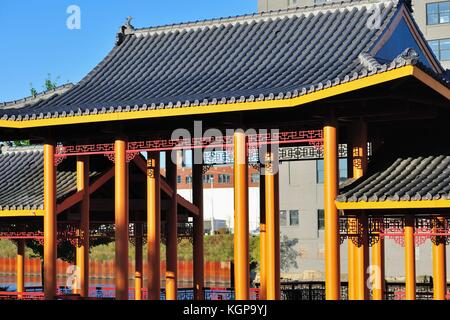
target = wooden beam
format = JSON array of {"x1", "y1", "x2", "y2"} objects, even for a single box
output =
[
  {"x1": 56, "y1": 190, "x2": 83, "y2": 215},
  {"x1": 177, "y1": 194, "x2": 199, "y2": 216},
  {"x1": 90, "y1": 167, "x2": 114, "y2": 194},
  {"x1": 133, "y1": 156, "x2": 197, "y2": 215},
  {"x1": 55, "y1": 166, "x2": 115, "y2": 215}
]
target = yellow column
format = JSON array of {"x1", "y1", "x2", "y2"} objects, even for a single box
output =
[
  {"x1": 347, "y1": 220, "x2": 355, "y2": 299},
  {"x1": 404, "y1": 215, "x2": 416, "y2": 300},
  {"x1": 17, "y1": 240, "x2": 25, "y2": 299},
  {"x1": 265, "y1": 149, "x2": 281, "y2": 300},
  {"x1": 166, "y1": 156, "x2": 178, "y2": 300},
  {"x1": 193, "y1": 162, "x2": 204, "y2": 300},
  {"x1": 323, "y1": 120, "x2": 340, "y2": 300},
  {"x1": 76, "y1": 155, "x2": 90, "y2": 297},
  {"x1": 259, "y1": 174, "x2": 267, "y2": 300},
  {"x1": 135, "y1": 223, "x2": 143, "y2": 300},
  {"x1": 371, "y1": 235, "x2": 385, "y2": 300},
  {"x1": 115, "y1": 138, "x2": 129, "y2": 300},
  {"x1": 44, "y1": 141, "x2": 57, "y2": 300},
  {"x1": 147, "y1": 152, "x2": 161, "y2": 300},
  {"x1": 348, "y1": 120, "x2": 368, "y2": 300},
  {"x1": 432, "y1": 216, "x2": 447, "y2": 300},
  {"x1": 354, "y1": 211, "x2": 369, "y2": 300},
  {"x1": 233, "y1": 131, "x2": 250, "y2": 300}
]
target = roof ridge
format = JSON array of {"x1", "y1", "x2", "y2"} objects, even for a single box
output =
[
  {"x1": 117, "y1": 0, "x2": 399, "y2": 40},
  {"x1": 0, "y1": 144, "x2": 43, "y2": 155},
  {"x1": 0, "y1": 83, "x2": 74, "y2": 109}
]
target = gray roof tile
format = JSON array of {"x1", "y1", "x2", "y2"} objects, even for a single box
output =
[
  {"x1": 337, "y1": 151, "x2": 450, "y2": 203},
  {"x1": 0, "y1": 0, "x2": 447, "y2": 121},
  {"x1": 0, "y1": 146, "x2": 99, "y2": 210}
]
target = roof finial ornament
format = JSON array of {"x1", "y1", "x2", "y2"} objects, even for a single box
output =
[
  {"x1": 116, "y1": 16, "x2": 135, "y2": 46},
  {"x1": 125, "y1": 16, "x2": 134, "y2": 30},
  {"x1": 394, "y1": 48, "x2": 419, "y2": 65}
]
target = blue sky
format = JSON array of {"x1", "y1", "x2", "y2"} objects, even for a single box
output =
[{"x1": 0, "y1": 1, "x2": 256, "y2": 102}]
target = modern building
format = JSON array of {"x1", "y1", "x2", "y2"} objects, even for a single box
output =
[{"x1": 258, "y1": 0, "x2": 450, "y2": 69}]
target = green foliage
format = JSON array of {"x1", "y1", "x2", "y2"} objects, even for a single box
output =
[
  {"x1": 44, "y1": 73, "x2": 60, "y2": 91},
  {"x1": 0, "y1": 235, "x2": 261, "y2": 265},
  {"x1": 29, "y1": 83, "x2": 38, "y2": 97},
  {"x1": 0, "y1": 240, "x2": 18, "y2": 258},
  {"x1": 280, "y1": 235, "x2": 299, "y2": 272},
  {"x1": 12, "y1": 140, "x2": 30, "y2": 147}
]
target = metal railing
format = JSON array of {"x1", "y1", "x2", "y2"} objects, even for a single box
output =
[{"x1": 1, "y1": 282, "x2": 448, "y2": 300}]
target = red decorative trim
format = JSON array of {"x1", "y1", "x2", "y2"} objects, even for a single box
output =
[{"x1": 54, "y1": 130, "x2": 324, "y2": 158}]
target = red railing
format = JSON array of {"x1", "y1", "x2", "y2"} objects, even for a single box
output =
[{"x1": 0, "y1": 258, "x2": 231, "y2": 288}]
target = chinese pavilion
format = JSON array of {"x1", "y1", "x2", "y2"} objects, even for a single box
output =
[{"x1": 0, "y1": 0, "x2": 448, "y2": 300}]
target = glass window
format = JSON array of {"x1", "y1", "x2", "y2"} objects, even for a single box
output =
[
  {"x1": 218, "y1": 174, "x2": 230, "y2": 184},
  {"x1": 318, "y1": 210, "x2": 325, "y2": 230},
  {"x1": 316, "y1": 158, "x2": 348, "y2": 184},
  {"x1": 251, "y1": 173, "x2": 260, "y2": 183},
  {"x1": 289, "y1": 210, "x2": 299, "y2": 226},
  {"x1": 280, "y1": 210, "x2": 287, "y2": 226},
  {"x1": 177, "y1": 175, "x2": 182, "y2": 184},
  {"x1": 427, "y1": 2, "x2": 450, "y2": 25},
  {"x1": 185, "y1": 175, "x2": 192, "y2": 184},
  {"x1": 429, "y1": 38, "x2": 450, "y2": 61},
  {"x1": 316, "y1": 160, "x2": 324, "y2": 184},
  {"x1": 339, "y1": 158, "x2": 348, "y2": 182},
  {"x1": 203, "y1": 174, "x2": 214, "y2": 184}
]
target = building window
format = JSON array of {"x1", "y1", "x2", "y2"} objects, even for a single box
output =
[
  {"x1": 203, "y1": 174, "x2": 214, "y2": 184},
  {"x1": 316, "y1": 159, "x2": 348, "y2": 184},
  {"x1": 218, "y1": 174, "x2": 230, "y2": 184},
  {"x1": 251, "y1": 173, "x2": 260, "y2": 183},
  {"x1": 177, "y1": 175, "x2": 182, "y2": 184},
  {"x1": 280, "y1": 210, "x2": 287, "y2": 226},
  {"x1": 427, "y1": 2, "x2": 450, "y2": 25},
  {"x1": 185, "y1": 175, "x2": 192, "y2": 184},
  {"x1": 339, "y1": 158, "x2": 348, "y2": 181},
  {"x1": 429, "y1": 38, "x2": 450, "y2": 61},
  {"x1": 289, "y1": 210, "x2": 299, "y2": 226},
  {"x1": 318, "y1": 209, "x2": 325, "y2": 230}
]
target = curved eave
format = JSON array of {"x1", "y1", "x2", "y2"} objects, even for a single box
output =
[
  {"x1": 0, "y1": 210, "x2": 44, "y2": 217},
  {"x1": 0, "y1": 65, "x2": 447, "y2": 130},
  {"x1": 336, "y1": 199, "x2": 450, "y2": 210}
]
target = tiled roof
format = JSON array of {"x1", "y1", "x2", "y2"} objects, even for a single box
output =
[
  {"x1": 0, "y1": 146, "x2": 97, "y2": 210},
  {"x1": 337, "y1": 149, "x2": 450, "y2": 203},
  {"x1": 0, "y1": 84, "x2": 73, "y2": 110},
  {"x1": 1, "y1": 0, "x2": 446, "y2": 122}
]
